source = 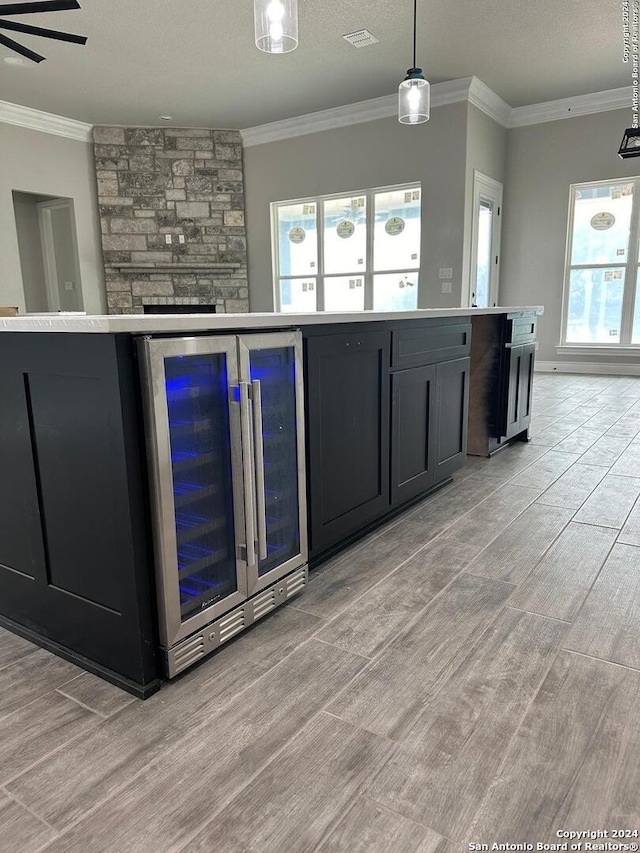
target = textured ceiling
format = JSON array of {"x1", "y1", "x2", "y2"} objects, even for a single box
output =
[{"x1": 0, "y1": 0, "x2": 629, "y2": 128}]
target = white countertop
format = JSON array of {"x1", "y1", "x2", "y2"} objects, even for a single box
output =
[{"x1": 0, "y1": 306, "x2": 543, "y2": 334}]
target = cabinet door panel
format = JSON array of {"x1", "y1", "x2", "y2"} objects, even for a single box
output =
[
  {"x1": 0, "y1": 372, "x2": 47, "y2": 582},
  {"x1": 306, "y1": 331, "x2": 390, "y2": 556},
  {"x1": 391, "y1": 364, "x2": 436, "y2": 505},
  {"x1": 505, "y1": 344, "x2": 523, "y2": 440},
  {"x1": 518, "y1": 343, "x2": 536, "y2": 433},
  {"x1": 435, "y1": 357, "x2": 470, "y2": 481}
]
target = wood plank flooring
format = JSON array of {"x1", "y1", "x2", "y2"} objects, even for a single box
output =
[{"x1": 2, "y1": 371, "x2": 640, "y2": 851}]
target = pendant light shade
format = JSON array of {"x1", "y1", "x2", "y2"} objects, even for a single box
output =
[
  {"x1": 399, "y1": 0, "x2": 429, "y2": 125},
  {"x1": 398, "y1": 68, "x2": 430, "y2": 124},
  {"x1": 254, "y1": 0, "x2": 298, "y2": 54},
  {"x1": 619, "y1": 127, "x2": 640, "y2": 158}
]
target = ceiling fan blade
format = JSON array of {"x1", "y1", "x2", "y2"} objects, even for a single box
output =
[
  {"x1": 0, "y1": 30, "x2": 44, "y2": 61},
  {"x1": 0, "y1": 1, "x2": 80, "y2": 15},
  {"x1": 0, "y1": 19, "x2": 86, "y2": 43}
]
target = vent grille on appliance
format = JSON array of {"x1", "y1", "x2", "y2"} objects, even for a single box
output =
[
  {"x1": 173, "y1": 635, "x2": 205, "y2": 674},
  {"x1": 252, "y1": 588, "x2": 277, "y2": 620},
  {"x1": 219, "y1": 608, "x2": 246, "y2": 643},
  {"x1": 342, "y1": 29, "x2": 379, "y2": 48},
  {"x1": 287, "y1": 567, "x2": 307, "y2": 597}
]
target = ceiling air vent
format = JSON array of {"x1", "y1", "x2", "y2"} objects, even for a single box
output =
[{"x1": 342, "y1": 29, "x2": 379, "y2": 48}]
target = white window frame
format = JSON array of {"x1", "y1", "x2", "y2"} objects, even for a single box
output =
[
  {"x1": 271, "y1": 182, "x2": 421, "y2": 312},
  {"x1": 560, "y1": 176, "x2": 640, "y2": 351}
]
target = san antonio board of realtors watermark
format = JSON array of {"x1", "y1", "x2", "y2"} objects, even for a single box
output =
[
  {"x1": 469, "y1": 830, "x2": 639, "y2": 853},
  {"x1": 623, "y1": 0, "x2": 640, "y2": 126}
]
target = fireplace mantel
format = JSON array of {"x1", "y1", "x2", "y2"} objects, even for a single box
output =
[{"x1": 107, "y1": 263, "x2": 242, "y2": 274}]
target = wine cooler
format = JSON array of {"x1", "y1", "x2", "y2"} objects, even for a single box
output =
[{"x1": 139, "y1": 331, "x2": 308, "y2": 677}]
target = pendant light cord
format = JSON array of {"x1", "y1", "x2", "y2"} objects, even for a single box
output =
[{"x1": 413, "y1": 0, "x2": 417, "y2": 68}]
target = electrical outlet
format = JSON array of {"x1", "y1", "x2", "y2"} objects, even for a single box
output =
[
  {"x1": 439, "y1": 268, "x2": 453, "y2": 279},
  {"x1": 179, "y1": 234, "x2": 185, "y2": 244},
  {"x1": 64, "y1": 281, "x2": 74, "y2": 291},
  {"x1": 441, "y1": 281, "x2": 452, "y2": 293},
  {"x1": 165, "y1": 234, "x2": 172, "y2": 244}
]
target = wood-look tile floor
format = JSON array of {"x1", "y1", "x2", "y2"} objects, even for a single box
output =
[{"x1": 3, "y1": 372, "x2": 640, "y2": 852}]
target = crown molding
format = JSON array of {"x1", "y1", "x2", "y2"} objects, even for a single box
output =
[
  {"x1": 0, "y1": 81, "x2": 631, "y2": 147},
  {"x1": 468, "y1": 76, "x2": 512, "y2": 126},
  {"x1": 0, "y1": 98, "x2": 92, "y2": 142},
  {"x1": 241, "y1": 78, "x2": 634, "y2": 146},
  {"x1": 241, "y1": 77, "x2": 474, "y2": 147},
  {"x1": 509, "y1": 86, "x2": 631, "y2": 127}
]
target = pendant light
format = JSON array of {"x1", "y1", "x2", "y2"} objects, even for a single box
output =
[
  {"x1": 254, "y1": 0, "x2": 298, "y2": 54},
  {"x1": 398, "y1": 0, "x2": 430, "y2": 125}
]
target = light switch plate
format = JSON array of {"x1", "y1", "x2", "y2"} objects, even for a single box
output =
[
  {"x1": 165, "y1": 234, "x2": 172, "y2": 244},
  {"x1": 439, "y1": 268, "x2": 453, "y2": 279},
  {"x1": 64, "y1": 281, "x2": 74, "y2": 291},
  {"x1": 179, "y1": 234, "x2": 185, "y2": 244},
  {"x1": 441, "y1": 281, "x2": 452, "y2": 293}
]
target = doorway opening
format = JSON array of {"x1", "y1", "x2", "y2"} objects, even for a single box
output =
[
  {"x1": 468, "y1": 171, "x2": 503, "y2": 309},
  {"x1": 13, "y1": 191, "x2": 84, "y2": 313}
]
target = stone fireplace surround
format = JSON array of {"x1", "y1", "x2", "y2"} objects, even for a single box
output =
[{"x1": 93, "y1": 126, "x2": 248, "y2": 315}]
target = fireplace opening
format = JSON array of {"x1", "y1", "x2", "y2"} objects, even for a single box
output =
[{"x1": 142, "y1": 304, "x2": 218, "y2": 314}]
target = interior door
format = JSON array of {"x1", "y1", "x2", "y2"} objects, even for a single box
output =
[
  {"x1": 237, "y1": 332, "x2": 307, "y2": 595},
  {"x1": 38, "y1": 199, "x2": 84, "y2": 312},
  {"x1": 141, "y1": 336, "x2": 248, "y2": 648},
  {"x1": 470, "y1": 172, "x2": 503, "y2": 309}
]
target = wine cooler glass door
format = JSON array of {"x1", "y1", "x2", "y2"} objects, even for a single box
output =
[
  {"x1": 141, "y1": 336, "x2": 248, "y2": 648},
  {"x1": 238, "y1": 332, "x2": 308, "y2": 595}
]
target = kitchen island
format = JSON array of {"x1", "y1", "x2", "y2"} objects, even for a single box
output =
[{"x1": 0, "y1": 306, "x2": 542, "y2": 696}]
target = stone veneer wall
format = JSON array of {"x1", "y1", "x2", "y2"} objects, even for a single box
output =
[{"x1": 93, "y1": 126, "x2": 248, "y2": 314}]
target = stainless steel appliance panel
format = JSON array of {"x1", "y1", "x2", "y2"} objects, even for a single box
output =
[
  {"x1": 238, "y1": 332, "x2": 308, "y2": 595},
  {"x1": 140, "y1": 336, "x2": 248, "y2": 648}
]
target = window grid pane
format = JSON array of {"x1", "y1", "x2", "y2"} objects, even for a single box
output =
[
  {"x1": 566, "y1": 268, "x2": 625, "y2": 343},
  {"x1": 324, "y1": 276, "x2": 365, "y2": 311},
  {"x1": 323, "y1": 196, "x2": 367, "y2": 275},
  {"x1": 632, "y1": 267, "x2": 640, "y2": 343},
  {"x1": 279, "y1": 278, "x2": 317, "y2": 313},
  {"x1": 374, "y1": 187, "x2": 421, "y2": 272},
  {"x1": 570, "y1": 183, "x2": 632, "y2": 267},
  {"x1": 277, "y1": 203, "x2": 318, "y2": 278},
  {"x1": 373, "y1": 273, "x2": 419, "y2": 312}
]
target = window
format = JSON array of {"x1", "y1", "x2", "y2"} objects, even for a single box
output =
[
  {"x1": 563, "y1": 179, "x2": 640, "y2": 346},
  {"x1": 272, "y1": 183, "x2": 421, "y2": 312}
]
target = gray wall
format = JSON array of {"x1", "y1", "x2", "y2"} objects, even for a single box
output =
[
  {"x1": 50, "y1": 204, "x2": 84, "y2": 312},
  {"x1": 463, "y1": 105, "x2": 507, "y2": 300},
  {"x1": 244, "y1": 103, "x2": 469, "y2": 312},
  {"x1": 12, "y1": 192, "x2": 48, "y2": 312},
  {"x1": 500, "y1": 108, "x2": 639, "y2": 363},
  {"x1": 0, "y1": 122, "x2": 105, "y2": 314}
]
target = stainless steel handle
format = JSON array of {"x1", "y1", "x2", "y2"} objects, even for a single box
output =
[
  {"x1": 239, "y1": 381, "x2": 256, "y2": 567},
  {"x1": 252, "y1": 379, "x2": 268, "y2": 561}
]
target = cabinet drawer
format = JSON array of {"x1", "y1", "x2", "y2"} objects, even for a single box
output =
[
  {"x1": 391, "y1": 321, "x2": 471, "y2": 369},
  {"x1": 507, "y1": 314, "x2": 537, "y2": 346}
]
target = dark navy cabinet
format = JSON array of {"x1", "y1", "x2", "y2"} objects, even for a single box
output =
[
  {"x1": 0, "y1": 333, "x2": 159, "y2": 698},
  {"x1": 305, "y1": 329, "x2": 390, "y2": 558},
  {"x1": 304, "y1": 318, "x2": 471, "y2": 562}
]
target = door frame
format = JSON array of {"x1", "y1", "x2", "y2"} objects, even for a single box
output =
[
  {"x1": 37, "y1": 198, "x2": 83, "y2": 312},
  {"x1": 468, "y1": 171, "x2": 503, "y2": 309}
]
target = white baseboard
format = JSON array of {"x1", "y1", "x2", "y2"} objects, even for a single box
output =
[{"x1": 536, "y1": 360, "x2": 640, "y2": 376}]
